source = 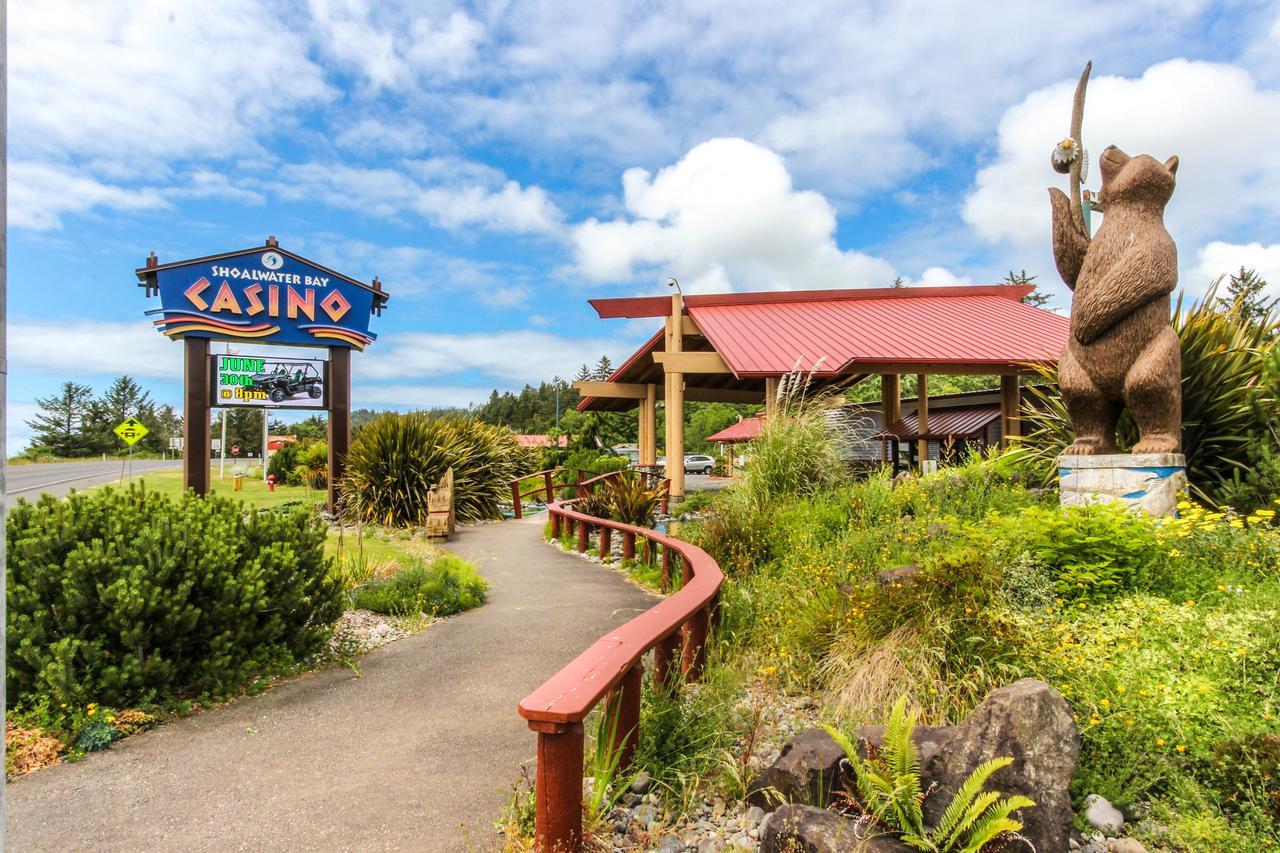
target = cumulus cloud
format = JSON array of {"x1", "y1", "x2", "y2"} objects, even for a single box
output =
[
  {"x1": 1192, "y1": 242, "x2": 1280, "y2": 298},
  {"x1": 964, "y1": 60, "x2": 1280, "y2": 253},
  {"x1": 265, "y1": 160, "x2": 563, "y2": 235},
  {"x1": 572, "y1": 138, "x2": 895, "y2": 291},
  {"x1": 10, "y1": 162, "x2": 170, "y2": 230},
  {"x1": 10, "y1": 320, "x2": 182, "y2": 380},
  {"x1": 907, "y1": 267, "x2": 973, "y2": 287}
]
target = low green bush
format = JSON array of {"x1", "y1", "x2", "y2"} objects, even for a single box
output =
[
  {"x1": 350, "y1": 554, "x2": 488, "y2": 617},
  {"x1": 7, "y1": 485, "x2": 342, "y2": 714}
]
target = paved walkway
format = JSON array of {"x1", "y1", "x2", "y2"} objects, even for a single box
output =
[{"x1": 5, "y1": 514, "x2": 656, "y2": 851}]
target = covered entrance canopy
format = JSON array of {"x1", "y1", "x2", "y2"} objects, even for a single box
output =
[{"x1": 576, "y1": 284, "x2": 1070, "y2": 497}]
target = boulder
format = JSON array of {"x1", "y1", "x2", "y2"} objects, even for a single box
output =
[
  {"x1": 761, "y1": 804, "x2": 913, "y2": 853},
  {"x1": 875, "y1": 565, "x2": 920, "y2": 587},
  {"x1": 1084, "y1": 794, "x2": 1125, "y2": 834},
  {"x1": 921, "y1": 679, "x2": 1079, "y2": 853},
  {"x1": 746, "y1": 729, "x2": 848, "y2": 809}
]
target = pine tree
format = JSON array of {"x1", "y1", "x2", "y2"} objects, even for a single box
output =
[
  {"x1": 890, "y1": 276, "x2": 905, "y2": 288},
  {"x1": 574, "y1": 364, "x2": 592, "y2": 383},
  {"x1": 1216, "y1": 266, "x2": 1277, "y2": 331},
  {"x1": 1002, "y1": 269, "x2": 1051, "y2": 308},
  {"x1": 592, "y1": 355, "x2": 615, "y2": 381},
  {"x1": 26, "y1": 381, "x2": 95, "y2": 456}
]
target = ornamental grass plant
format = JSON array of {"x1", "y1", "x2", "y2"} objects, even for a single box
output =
[{"x1": 340, "y1": 412, "x2": 537, "y2": 526}]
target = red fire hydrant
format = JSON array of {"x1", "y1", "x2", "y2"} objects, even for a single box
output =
[{"x1": 266, "y1": 474, "x2": 276, "y2": 492}]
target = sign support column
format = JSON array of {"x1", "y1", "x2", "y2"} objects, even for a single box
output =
[
  {"x1": 183, "y1": 337, "x2": 211, "y2": 495},
  {"x1": 328, "y1": 347, "x2": 351, "y2": 514}
]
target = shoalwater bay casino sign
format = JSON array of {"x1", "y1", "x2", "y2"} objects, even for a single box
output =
[
  {"x1": 136, "y1": 237, "x2": 389, "y2": 508},
  {"x1": 137, "y1": 239, "x2": 387, "y2": 350}
]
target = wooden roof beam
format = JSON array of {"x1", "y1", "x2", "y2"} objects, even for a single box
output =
[{"x1": 652, "y1": 351, "x2": 733, "y2": 374}]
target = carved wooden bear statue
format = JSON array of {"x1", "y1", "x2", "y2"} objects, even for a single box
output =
[{"x1": 1050, "y1": 145, "x2": 1181, "y2": 454}]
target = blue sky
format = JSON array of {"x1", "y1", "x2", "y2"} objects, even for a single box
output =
[{"x1": 11, "y1": 0, "x2": 1280, "y2": 450}]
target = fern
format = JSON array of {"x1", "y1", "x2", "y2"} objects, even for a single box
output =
[{"x1": 823, "y1": 699, "x2": 1034, "y2": 852}]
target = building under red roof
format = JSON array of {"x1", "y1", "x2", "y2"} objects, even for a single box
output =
[
  {"x1": 706, "y1": 416, "x2": 765, "y2": 444},
  {"x1": 573, "y1": 284, "x2": 1070, "y2": 496}
]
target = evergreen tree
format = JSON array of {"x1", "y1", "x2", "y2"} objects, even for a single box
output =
[
  {"x1": 26, "y1": 381, "x2": 95, "y2": 456},
  {"x1": 1002, "y1": 269, "x2": 1051, "y2": 308},
  {"x1": 574, "y1": 364, "x2": 592, "y2": 382},
  {"x1": 1216, "y1": 266, "x2": 1277, "y2": 331},
  {"x1": 592, "y1": 356, "x2": 615, "y2": 381},
  {"x1": 890, "y1": 276, "x2": 905, "y2": 288}
]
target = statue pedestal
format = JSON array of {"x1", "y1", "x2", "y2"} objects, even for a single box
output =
[{"x1": 1059, "y1": 453, "x2": 1186, "y2": 518}]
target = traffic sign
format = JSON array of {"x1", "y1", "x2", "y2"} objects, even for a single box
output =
[
  {"x1": 113, "y1": 417, "x2": 149, "y2": 446},
  {"x1": 212, "y1": 438, "x2": 223, "y2": 451},
  {"x1": 169, "y1": 436, "x2": 183, "y2": 450},
  {"x1": 231, "y1": 444, "x2": 240, "y2": 457}
]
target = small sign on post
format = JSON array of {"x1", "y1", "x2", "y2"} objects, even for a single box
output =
[{"x1": 113, "y1": 417, "x2": 149, "y2": 446}]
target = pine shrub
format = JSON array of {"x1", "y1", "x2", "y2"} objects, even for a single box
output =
[{"x1": 7, "y1": 484, "x2": 342, "y2": 711}]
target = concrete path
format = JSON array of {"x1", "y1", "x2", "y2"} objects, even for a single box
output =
[
  {"x1": 5, "y1": 459, "x2": 180, "y2": 506},
  {"x1": 5, "y1": 514, "x2": 656, "y2": 852}
]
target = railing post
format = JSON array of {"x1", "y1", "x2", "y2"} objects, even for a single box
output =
[
  {"x1": 531, "y1": 720, "x2": 584, "y2": 853},
  {"x1": 544, "y1": 470, "x2": 555, "y2": 505},
  {"x1": 512, "y1": 481, "x2": 523, "y2": 519},
  {"x1": 604, "y1": 663, "x2": 643, "y2": 772},
  {"x1": 660, "y1": 546, "x2": 672, "y2": 592},
  {"x1": 599, "y1": 526, "x2": 612, "y2": 561},
  {"x1": 622, "y1": 532, "x2": 635, "y2": 561},
  {"x1": 683, "y1": 606, "x2": 710, "y2": 682},
  {"x1": 549, "y1": 509, "x2": 562, "y2": 539},
  {"x1": 577, "y1": 520, "x2": 590, "y2": 553},
  {"x1": 576, "y1": 469, "x2": 585, "y2": 499},
  {"x1": 653, "y1": 630, "x2": 682, "y2": 692}
]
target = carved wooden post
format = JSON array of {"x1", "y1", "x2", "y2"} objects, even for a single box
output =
[{"x1": 531, "y1": 721, "x2": 584, "y2": 852}]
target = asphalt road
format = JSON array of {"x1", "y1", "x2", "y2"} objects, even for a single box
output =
[
  {"x1": 4, "y1": 459, "x2": 181, "y2": 506},
  {"x1": 5, "y1": 514, "x2": 658, "y2": 851}
]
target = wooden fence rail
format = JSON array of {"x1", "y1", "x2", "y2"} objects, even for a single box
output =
[{"x1": 516, "y1": 478, "x2": 722, "y2": 851}]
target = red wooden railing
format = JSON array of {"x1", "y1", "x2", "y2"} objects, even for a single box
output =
[
  {"x1": 517, "y1": 479, "x2": 722, "y2": 851},
  {"x1": 510, "y1": 467, "x2": 670, "y2": 519}
]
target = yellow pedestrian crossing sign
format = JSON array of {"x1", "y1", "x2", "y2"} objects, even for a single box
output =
[{"x1": 114, "y1": 417, "x2": 149, "y2": 446}]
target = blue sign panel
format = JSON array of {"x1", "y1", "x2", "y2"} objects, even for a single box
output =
[{"x1": 139, "y1": 245, "x2": 383, "y2": 350}]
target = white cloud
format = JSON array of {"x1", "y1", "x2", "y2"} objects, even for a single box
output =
[
  {"x1": 266, "y1": 161, "x2": 563, "y2": 235},
  {"x1": 9, "y1": 162, "x2": 170, "y2": 230},
  {"x1": 572, "y1": 138, "x2": 896, "y2": 290},
  {"x1": 10, "y1": 320, "x2": 183, "y2": 381},
  {"x1": 353, "y1": 384, "x2": 502, "y2": 411},
  {"x1": 11, "y1": 0, "x2": 331, "y2": 169},
  {"x1": 908, "y1": 267, "x2": 973, "y2": 287},
  {"x1": 361, "y1": 330, "x2": 637, "y2": 386},
  {"x1": 1192, "y1": 242, "x2": 1280, "y2": 298},
  {"x1": 964, "y1": 60, "x2": 1280, "y2": 255}
]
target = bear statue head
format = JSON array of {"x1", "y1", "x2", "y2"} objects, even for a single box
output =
[{"x1": 1096, "y1": 145, "x2": 1179, "y2": 211}]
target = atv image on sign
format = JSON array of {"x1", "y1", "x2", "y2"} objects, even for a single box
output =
[
  {"x1": 213, "y1": 354, "x2": 327, "y2": 409},
  {"x1": 252, "y1": 362, "x2": 323, "y2": 403}
]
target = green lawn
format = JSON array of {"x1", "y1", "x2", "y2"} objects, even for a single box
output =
[{"x1": 86, "y1": 469, "x2": 326, "y2": 510}]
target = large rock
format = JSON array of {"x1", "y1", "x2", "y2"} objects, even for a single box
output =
[
  {"x1": 921, "y1": 679, "x2": 1079, "y2": 853},
  {"x1": 761, "y1": 804, "x2": 913, "y2": 853},
  {"x1": 746, "y1": 729, "x2": 847, "y2": 809}
]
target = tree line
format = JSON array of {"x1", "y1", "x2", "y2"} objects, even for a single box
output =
[{"x1": 25, "y1": 376, "x2": 182, "y2": 458}]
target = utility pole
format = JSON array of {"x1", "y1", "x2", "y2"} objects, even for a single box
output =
[
  {"x1": 262, "y1": 408, "x2": 268, "y2": 481},
  {"x1": 219, "y1": 409, "x2": 227, "y2": 479},
  {"x1": 2, "y1": 1, "x2": 11, "y2": 838}
]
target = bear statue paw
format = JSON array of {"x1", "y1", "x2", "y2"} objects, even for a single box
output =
[
  {"x1": 1132, "y1": 436, "x2": 1180, "y2": 454},
  {"x1": 1062, "y1": 439, "x2": 1114, "y2": 456}
]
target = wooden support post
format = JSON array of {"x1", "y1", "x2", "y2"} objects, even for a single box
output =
[
  {"x1": 660, "y1": 545, "x2": 672, "y2": 591},
  {"x1": 532, "y1": 721, "x2": 584, "y2": 853},
  {"x1": 880, "y1": 373, "x2": 901, "y2": 465},
  {"x1": 653, "y1": 630, "x2": 682, "y2": 692},
  {"x1": 642, "y1": 383, "x2": 657, "y2": 465},
  {"x1": 328, "y1": 347, "x2": 351, "y2": 514},
  {"x1": 916, "y1": 373, "x2": 929, "y2": 472},
  {"x1": 605, "y1": 663, "x2": 643, "y2": 772},
  {"x1": 683, "y1": 606, "x2": 709, "y2": 681},
  {"x1": 183, "y1": 337, "x2": 211, "y2": 495},
  {"x1": 665, "y1": 294, "x2": 685, "y2": 500},
  {"x1": 764, "y1": 376, "x2": 780, "y2": 418},
  {"x1": 577, "y1": 521, "x2": 590, "y2": 553},
  {"x1": 622, "y1": 532, "x2": 635, "y2": 561},
  {"x1": 549, "y1": 510, "x2": 561, "y2": 539},
  {"x1": 544, "y1": 470, "x2": 555, "y2": 504},
  {"x1": 511, "y1": 481, "x2": 523, "y2": 519},
  {"x1": 599, "y1": 526, "x2": 612, "y2": 561},
  {"x1": 1001, "y1": 374, "x2": 1021, "y2": 447}
]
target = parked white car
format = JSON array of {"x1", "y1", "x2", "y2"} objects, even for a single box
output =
[{"x1": 655, "y1": 455, "x2": 716, "y2": 474}]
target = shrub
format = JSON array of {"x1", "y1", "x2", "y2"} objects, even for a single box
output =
[
  {"x1": 741, "y1": 378, "x2": 849, "y2": 509},
  {"x1": 974, "y1": 503, "x2": 1159, "y2": 602},
  {"x1": 291, "y1": 440, "x2": 328, "y2": 489},
  {"x1": 350, "y1": 554, "x2": 487, "y2": 617},
  {"x1": 7, "y1": 485, "x2": 342, "y2": 712},
  {"x1": 603, "y1": 471, "x2": 665, "y2": 526},
  {"x1": 341, "y1": 413, "x2": 536, "y2": 526}
]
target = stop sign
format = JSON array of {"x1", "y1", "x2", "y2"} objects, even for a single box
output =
[{"x1": 231, "y1": 443, "x2": 240, "y2": 457}]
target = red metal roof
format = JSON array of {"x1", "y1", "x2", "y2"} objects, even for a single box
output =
[
  {"x1": 885, "y1": 405, "x2": 1001, "y2": 440},
  {"x1": 589, "y1": 285, "x2": 1069, "y2": 378},
  {"x1": 706, "y1": 416, "x2": 764, "y2": 444}
]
